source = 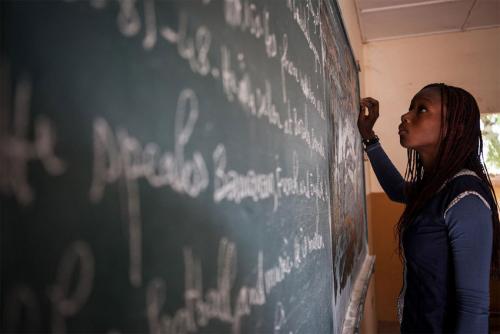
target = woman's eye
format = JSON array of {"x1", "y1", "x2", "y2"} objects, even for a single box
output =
[{"x1": 418, "y1": 107, "x2": 428, "y2": 113}]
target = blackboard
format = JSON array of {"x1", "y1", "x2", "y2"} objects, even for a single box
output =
[{"x1": 0, "y1": 0, "x2": 367, "y2": 333}]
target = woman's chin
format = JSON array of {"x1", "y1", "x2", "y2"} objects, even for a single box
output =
[{"x1": 399, "y1": 137, "x2": 410, "y2": 148}]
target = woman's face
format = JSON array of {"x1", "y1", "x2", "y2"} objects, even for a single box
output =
[{"x1": 399, "y1": 87, "x2": 444, "y2": 153}]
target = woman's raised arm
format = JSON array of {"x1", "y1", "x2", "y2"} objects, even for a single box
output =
[{"x1": 359, "y1": 98, "x2": 408, "y2": 203}]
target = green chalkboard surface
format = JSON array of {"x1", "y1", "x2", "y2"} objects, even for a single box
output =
[{"x1": 0, "y1": 0, "x2": 366, "y2": 333}]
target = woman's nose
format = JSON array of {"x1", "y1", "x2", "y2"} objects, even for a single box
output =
[{"x1": 401, "y1": 113, "x2": 410, "y2": 123}]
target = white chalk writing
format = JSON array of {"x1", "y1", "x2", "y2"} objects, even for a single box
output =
[
  {"x1": 146, "y1": 238, "x2": 265, "y2": 334},
  {"x1": 213, "y1": 144, "x2": 328, "y2": 211},
  {"x1": 265, "y1": 230, "x2": 325, "y2": 294},
  {"x1": 280, "y1": 33, "x2": 325, "y2": 120},
  {"x1": 117, "y1": 0, "x2": 141, "y2": 37},
  {"x1": 157, "y1": 11, "x2": 326, "y2": 158},
  {"x1": 0, "y1": 70, "x2": 66, "y2": 205},
  {"x1": 273, "y1": 302, "x2": 286, "y2": 334},
  {"x1": 160, "y1": 13, "x2": 212, "y2": 76},
  {"x1": 48, "y1": 241, "x2": 95, "y2": 334},
  {"x1": 89, "y1": 89, "x2": 209, "y2": 287},
  {"x1": 220, "y1": 46, "x2": 326, "y2": 158},
  {"x1": 286, "y1": 0, "x2": 321, "y2": 73},
  {"x1": 77, "y1": 0, "x2": 328, "y2": 160},
  {"x1": 224, "y1": 0, "x2": 277, "y2": 58},
  {"x1": 142, "y1": 0, "x2": 158, "y2": 49},
  {"x1": 146, "y1": 234, "x2": 324, "y2": 334}
]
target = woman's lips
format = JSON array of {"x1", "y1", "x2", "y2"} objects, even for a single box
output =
[{"x1": 398, "y1": 125, "x2": 408, "y2": 135}]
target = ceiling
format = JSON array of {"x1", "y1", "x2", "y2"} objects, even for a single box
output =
[{"x1": 354, "y1": 0, "x2": 500, "y2": 42}]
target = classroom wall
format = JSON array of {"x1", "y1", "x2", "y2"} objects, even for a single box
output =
[
  {"x1": 362, "y1": 27, "x2": 500, "y2": 323},
  {"x1": 337, "y1": 0, "x2": 500, "y2": 323},
  {"x1": 337, "y1": 0, "x2": 364, "y2": 94},
  {"x1": 337, "y1": 0, "x2": 500, "y2": 327},
  {"x1": 363, "y1": 27, "x2": 500, "y2": 193}
]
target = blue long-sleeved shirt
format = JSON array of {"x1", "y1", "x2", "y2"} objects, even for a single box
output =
[{"x1": 366, "y1": 142, "x2": 492, "y2": 333}]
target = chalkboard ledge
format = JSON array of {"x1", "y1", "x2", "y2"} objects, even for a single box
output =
[{"x1": 342, "y1": 254, "x2": 376, "y2": 334}]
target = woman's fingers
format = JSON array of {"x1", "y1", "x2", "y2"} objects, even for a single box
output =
[
  {"x1": 358, "y1": 102, "x2": 366, "y2": 120},
  {"x1": 359, "y1": 99, "x2": 370, "y2": 117},
  {"x1": 360, "y1": 97, "x2": 379, "y2": 121}
]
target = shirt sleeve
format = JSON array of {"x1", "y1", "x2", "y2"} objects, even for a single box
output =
[
  {"x1": 445, "y1": 194, "x2": 492, "y2": 334},
  {"x1": 365, "y1": 142, "x2": 408, "y2": 203}
]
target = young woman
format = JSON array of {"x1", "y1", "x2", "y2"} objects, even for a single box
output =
[{"x1": 358, "y1": 83, "x2": 499, "y2": 333}]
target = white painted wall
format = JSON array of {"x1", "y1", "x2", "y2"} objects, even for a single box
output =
[
  {"x1": 337, "y1": 0, "x2": 364, "y2": 92},
  {"x1": 362, "y1": 27, "x2": 500, "y2": 193}
]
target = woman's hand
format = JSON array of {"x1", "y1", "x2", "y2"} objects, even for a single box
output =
[{"x1": 358, "y1": 97, "x2": 379, "y2": 140}]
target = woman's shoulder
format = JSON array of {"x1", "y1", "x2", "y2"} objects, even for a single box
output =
[
  {"x1": 443, "y1": 169, "x2": 489, "y2": 191},
  {"x1": 440, "y1": 169, "x2": 493, "y2": 217}
]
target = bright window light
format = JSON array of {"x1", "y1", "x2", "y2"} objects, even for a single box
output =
[{"x1": 480, "y1": 113, "x2": 500, "y2": 177}]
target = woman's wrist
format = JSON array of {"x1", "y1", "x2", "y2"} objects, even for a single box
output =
[
  {"x1": 362, "y1": 133, "x2": 379, "y2": 149},
  {"x1": 361, "y1": 130, "x2": 376, "y2": 141}
]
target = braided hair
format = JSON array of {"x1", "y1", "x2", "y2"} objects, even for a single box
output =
[{"x1": 396, "y1": 83, "x2": 500, "y2": 278}]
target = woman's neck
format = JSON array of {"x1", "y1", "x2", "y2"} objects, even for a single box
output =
[{"x1": 419, "y1": 149, "x2": 438, "y2": 172}]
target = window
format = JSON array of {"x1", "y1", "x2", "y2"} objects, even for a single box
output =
[{"x1": 480, "y1": 113, "x2": 500, "y2": 182}]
